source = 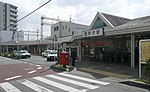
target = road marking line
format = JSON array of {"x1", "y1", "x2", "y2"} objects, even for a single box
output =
[
  {"x1": 47, "y1": 75, "x2": 99, "y2": 89},
  {"x1": 79, "y1": 67, "x2": 132, "y2": 79},
  {"x1": 58, "y1": 73, "x2": 110, "y2": 85},
  {"x1": 19, "y1": 79, "x2": 53, "y2": 92},
  {"x1": 5, "y1": 75, "x2": 22, "y2": 81},
  {"x1": 37, "y1": 67, "x2": 42, "y2": 70},
  {"x1": 36, "y1": 65, "x2": 41, "y2": 67},
  {"x1": 0, "y1": 82, "x2": 22, "y2": 92},
  {"x1": 28, "y1": 70, "x2": 37, "y2": 74},
  {"x1": 29, "y1": 63, "x2": 33, "y2": 65},
  {"x1": 33, "y1": 77, "x2": 87, "y2": 92}
]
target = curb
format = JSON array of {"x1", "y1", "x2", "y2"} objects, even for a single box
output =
[
  {"x1": 50, "y1": 64, "x2": 74, "y2": 72},
  {"x1": 120, "y1": 81, "x2": 150, "y2": 90}
]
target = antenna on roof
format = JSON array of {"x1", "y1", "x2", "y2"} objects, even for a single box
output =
[
  {"x1": 69, "y1": 15, "x2": 72, "y2": 22},
  {"x1": 57, "y1": 16, "x2": 59, "y2": 21}
]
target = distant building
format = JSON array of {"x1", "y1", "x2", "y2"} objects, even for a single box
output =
[
  {"x1": 0, "y1": 2, "x2": 18, "y2": 31},
  {"x1": 0, "y1": 2, "x2": 21, "y2": 42},
  {"x1": 50, "y1": 21, "x2": 89, "y2": 38},
  {"x1": 0, "y1": 30, "x2": 24, "y2": 42}
]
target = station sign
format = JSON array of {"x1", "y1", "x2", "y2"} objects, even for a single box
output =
[{"x1": 83, "y1": 28, "x2": 104, "y2": 37}]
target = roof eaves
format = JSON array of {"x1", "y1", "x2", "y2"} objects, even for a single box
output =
[{"x1": 100, "y1": 12, "x2": 115, "y2": 28}]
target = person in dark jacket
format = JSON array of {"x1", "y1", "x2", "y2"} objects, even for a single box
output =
[{"x1": 71, "y1": 48, "x2": 77, "y2": 66}]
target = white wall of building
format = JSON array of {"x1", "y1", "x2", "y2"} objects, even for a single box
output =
[{"x1": 51, "y1": 22, "x2": 89, "y2": 38}]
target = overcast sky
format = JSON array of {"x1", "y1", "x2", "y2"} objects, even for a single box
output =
[{"x1": 1, "y1": 0, "x2": 150, "y2": 40}]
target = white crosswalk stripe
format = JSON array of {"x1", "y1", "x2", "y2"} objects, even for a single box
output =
[
  {"x1": 33, "y1": 77, "x2": 87, "y2": 92},
  {"x1": 0, "y1": 72, "x2": 110, "y2": 92},
  {"x1": 18, "y1": 79, "x2": 53, "y2": 92},
  {"x1": 0, "y1": 82, "x2": 22, "y2": 92},
  {"x1": 46, "y1": 75, "x2": 99, "y2": 89},
  {"x1": 58, "y1": 72, "x2": 110, "y2": 85}
]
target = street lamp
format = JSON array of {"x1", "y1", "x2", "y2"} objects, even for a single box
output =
[
  {"x1": 53, "y1": 35, "x2": 57, "y2": 61},
  {"x1": 0, "y1": 30, "x2": 2, "y2": 53},
  {"x1": 15, "y1": 41, "x2": 19, "y2": 59}
]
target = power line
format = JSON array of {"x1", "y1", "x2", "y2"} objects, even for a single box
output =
[
  {"x1": 1, "y1": 0, "x2": 52, "y2": 30},
  {"x1": 18, "y1": 0, "x2": 51, "y2": 22}
]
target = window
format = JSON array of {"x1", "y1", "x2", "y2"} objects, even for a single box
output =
[
  {"x1": 54, "y1": 27, "x2": 56, "y2": 31},
  {"x1": 96, "y1": 30, "x2": 100, "y2": 34},
  {"x1": 54, "y1": 26, "x2": 59, "y2": 31},
  {"x1": 10, "y1": 15, "x2": 17, "y2": 18},
  {"x1": 91, "y1": 17, "x2": 107, "y2": 30},
  {"x1": 56, "y1": 26, "x2": 59, "y2": 30},
  {"x1": 72, "y1": 31, "x2": 74, "y2": 35},
  {"x1": 88, "y1": 31, "x2": 91, "y2": 35},
  {"x1": 63, "y1": 26, "x2": 64, "y2": 30},
  {"x1": 65, "y1": 25, "x2": 67, "y2": 29},
  {"x1": 68, "y1": 28, "x2": 70, "y2": 32},
  {"x1": 92, "y1": 31, "x2": 95, "y2": 35},
  {"x1": 84, "y1": 32, "x2": 87, "y2": 36},
  {"x1": 76, "y1": 28, "x2": 85, "y2": 35}
]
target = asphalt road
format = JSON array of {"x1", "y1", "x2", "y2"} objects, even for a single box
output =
[
  {"x1": 19, "y1": 55, "x2": 57, "y2": 68},
  {"x1": 0, "y1": 56, "x2": 56, "y2": 83}
]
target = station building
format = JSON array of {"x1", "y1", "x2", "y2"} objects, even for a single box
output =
[{"x1": 81, "y1": 12, "x2": 150, "y2": 68}]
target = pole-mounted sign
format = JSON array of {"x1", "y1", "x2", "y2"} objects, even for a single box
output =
[{"x1": 139, "y1": 39, "x2": 150, "y2": 78}]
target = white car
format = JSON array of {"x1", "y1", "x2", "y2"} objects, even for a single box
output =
[
  {"x1": 42, "y1": 50, "x2": 53, "y2": 57},
  {"x1": 47, "y1": 50, "x2": 57, "y2": 61},
  {"x1": 14, "y1": 50, "x2": 31, "y2": 59}
]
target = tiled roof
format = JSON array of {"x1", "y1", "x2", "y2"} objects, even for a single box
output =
[
  {"x1": 117, "y1": 16, "x2": 150, "y2": 28},
  {"x1": 102, "y1": 12, "x2": 131, "y2": 27}
]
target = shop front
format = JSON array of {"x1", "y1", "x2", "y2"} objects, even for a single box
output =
[{"x1": 82, "y1": 41, "x2": 113, "y2": 61}]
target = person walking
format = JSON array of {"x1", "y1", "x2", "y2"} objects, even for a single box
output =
[{"x1": 71, "y1": 48, "x2": 77, "y2": 66}]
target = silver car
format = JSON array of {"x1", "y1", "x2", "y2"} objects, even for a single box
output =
[
  {"x1": 14, "y1": 50, "x2": 31, "y2": 59},
  {"x1": 47, "y1": 50, "x2": 57, "y2": 61},
  {"x1": 42, "y1": 50, "x2": 53, "y2": 57}
]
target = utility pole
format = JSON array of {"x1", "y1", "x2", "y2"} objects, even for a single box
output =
[
  {"x1": 37, "y1": 29, "x2": 39, "y2": 40},
  {"x1": 41, "y1": 17, "x2": 43, "y2": 41},
  {"x1": 40, "y1": 16, "x2": 67, "y2": 40},
  {"x1": 11, "y1": 26, "x2": 15, "y2": 41},
  {"x1": 0, "y1": 38, "x2": 1, "y2": 53},
  {"x1": 27, "y1": 34, "x2": 29, "y2": 41}
]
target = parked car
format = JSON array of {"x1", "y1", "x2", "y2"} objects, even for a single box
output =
[
  {"x1": 14, "y1": 50, "x2": 31, "y2": 59},
  {"x1": 42, "y1": 50, "x2": 53, "y2": 57},
  {"x1": 47, "y1": 50, "x2": 57, "y2": 61}
]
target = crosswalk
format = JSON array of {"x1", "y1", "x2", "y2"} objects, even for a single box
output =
[{"x1": 0, "y1": 72, "x2": 110, "y2": 92}]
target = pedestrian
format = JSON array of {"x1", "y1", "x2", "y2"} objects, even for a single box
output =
[{"x1": 71, "y1": 48, "x2": 77, "y2": 66}]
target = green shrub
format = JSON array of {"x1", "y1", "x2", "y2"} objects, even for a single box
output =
[{"x1": 144, "y1": 58, "x2": 150, "y2": 80}]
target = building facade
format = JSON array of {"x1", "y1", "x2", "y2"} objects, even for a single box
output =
[
  {"x1": 50, "y1": 21, "x2": 89, "y2": 38},
  {"x1": 82, "y1": 12, "x2": 150, "y2": 68},
  {"x1": 0, "y1": 2, "x2": 18, "y2": 31}
]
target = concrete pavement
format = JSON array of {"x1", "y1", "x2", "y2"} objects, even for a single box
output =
[{"x1": 74, "y1": 58, "x2": 139, "y2": 79}]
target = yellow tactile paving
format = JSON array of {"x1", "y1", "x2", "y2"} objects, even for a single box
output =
[{"x1": 79, "y1": 67, "x2": 132, "y2": 79}]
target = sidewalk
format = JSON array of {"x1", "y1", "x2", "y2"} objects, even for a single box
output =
[{"x1": 74, "y1": 58, "x2": 139, "y2": 79}]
